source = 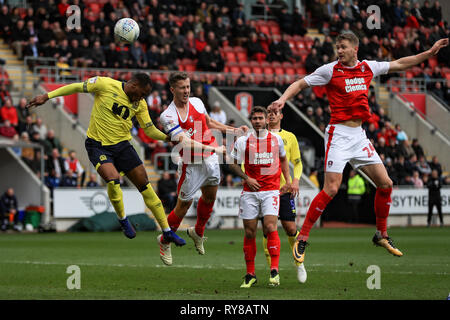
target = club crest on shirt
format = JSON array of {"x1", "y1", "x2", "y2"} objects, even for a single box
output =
[{"x1": 328, "y1": 160, "x2": 333, "y2": 167}]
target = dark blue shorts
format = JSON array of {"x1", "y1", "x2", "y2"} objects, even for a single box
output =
[
  {"x1": 279, "y1": 193, "x2": 297, "y2": 221},
  {"x1": 85, "y1": 138, "x2": 142, "y2": 174}
]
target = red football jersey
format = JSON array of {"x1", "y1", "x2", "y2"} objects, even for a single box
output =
[
  {"x1": 231, "y1": 131, "x2": 286, "y2": 192},
  {"x1": 161, "y1": 97, "x2": 218, "y2": 161},
  {"x1": 304, "y1": 60, "x2": 390, "y2": 124}
]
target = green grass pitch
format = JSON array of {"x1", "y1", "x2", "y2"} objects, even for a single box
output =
[{"x1": 0, "y1": 227, "x2": 449, "y2": 300}]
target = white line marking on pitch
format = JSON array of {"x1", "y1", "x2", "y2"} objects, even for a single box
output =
[{"x1": 1, "y1": 260, "x2": 448, "y2": 275}]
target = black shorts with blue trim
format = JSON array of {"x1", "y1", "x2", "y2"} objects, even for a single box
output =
[
  {"x1": 85, "y1": 137, "x2": 142, "y2": 174},
  {"x1": 279, "y1": 193, "x2": 297, "y2": 221}
]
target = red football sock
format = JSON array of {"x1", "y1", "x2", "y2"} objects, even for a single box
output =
[
  {"x1": 267, "y1": 231, "x2": 280, "y2": 271},
  {"x1": 299, "y1": 190, "x2": 332, "y2": 241},
  {"x1": 195, "y1": 197, "x2": 214, "y2": 237},
  {"x1": 167, "y1": 210, "x2": 183, "y2": 233},
  {"x1": 375, "y1": 188, "x2": 392, "y2": 238},
  {"x1": 243, "y1": 237, "x2": 256, "y2": 275}
]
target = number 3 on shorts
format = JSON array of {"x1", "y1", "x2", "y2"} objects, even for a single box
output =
[{"x1": 272, "y1": 196, "x2": 279, "y2": 209}]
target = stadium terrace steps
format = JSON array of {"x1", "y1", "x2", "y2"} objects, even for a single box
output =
[
  {"x1": 0, "y1": 39, "x2": 37, "y2": 97},
  {"x1": 306, "y1": 28, "x2": 325, "y2": 43},
  {"x1": 377, "y1": 85, "x2": 391, "y2": 112},
  {"x1": 144, "y1": 159, "x2": 160, "y2": 189}
]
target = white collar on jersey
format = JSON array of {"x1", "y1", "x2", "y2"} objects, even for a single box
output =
[
  {"x1": 338, "y1": 59, "x2": 360, "y2": 68},
  {"x1": 249, "y1": 129, "x2": 269, "y2": 139}
]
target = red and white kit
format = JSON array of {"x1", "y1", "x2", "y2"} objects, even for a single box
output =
[
  {"x1": 304, "y1": 60, "x2": 390, "y2": 173},
  {"x1": 231, "y1": 130, "x2": 286, "y2": 219},
  {"x1": 160, "y1": 97, "x2": 220, "y2": 201}
]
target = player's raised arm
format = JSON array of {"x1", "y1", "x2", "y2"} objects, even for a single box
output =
[
  {"x1": 26, "y1": 76, "x2": 106, "y2": 109},
  {"x1": 26, "y1": 82, "x2": 85, "y2": 109},
  {"x1": 205, "y1": 114, "x2": 249, "y2": 136},
  {"x1": 271, "y1": 78, "x2": 309, "y2": 110},
  {"x1": 389, "y1": 38, "x2": 449, "y2": 73}
]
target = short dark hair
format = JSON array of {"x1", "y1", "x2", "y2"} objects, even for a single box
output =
[
  {"x1": 336, "y1": 31, "x2": 359, "y2": 47},
  {"x1": 250, "y1": 106, "x2": 267, "y2": 118},
  {"x1": 131, "y1": 73, "x2": 152, "y2": 88},
  {"x1": 169, "y1": 71, "x2": 189, "y2": 88}
]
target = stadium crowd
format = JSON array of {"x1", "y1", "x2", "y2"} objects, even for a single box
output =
[{"x1": 0, "y1": 0, "x2": 449, "y2": 195}]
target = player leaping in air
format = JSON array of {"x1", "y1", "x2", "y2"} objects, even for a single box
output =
[
  {"x1": 159, "y1": 71, "x2": 248, "y2": 266},
  {"x1": 271, "y1": 33, "x2": 448, "y2": 264},
  {"x1": 26, "y1": 73, "x2": 186, "y2": 250}
]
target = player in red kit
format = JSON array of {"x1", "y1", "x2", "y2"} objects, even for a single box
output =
[
  {"x1": 159, "y1": 72, "x2": 248, "y2": 265},
  {"x1": 271, "y1": 32, "x2": 448, "y2": 264},
  {"x1": 229, "y1": 106, "x2": 291, "y2": 288}
]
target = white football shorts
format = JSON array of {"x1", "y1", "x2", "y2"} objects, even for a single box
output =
[
  {"x1": 324, "y1": 124, "x2": 382, "y2": 173},
  {"x1": 239, "y1": 190, "x2": 280, "y2": 220},
  {"x1": 177, "y1": 153, "x2": 221, "y2": 201}
]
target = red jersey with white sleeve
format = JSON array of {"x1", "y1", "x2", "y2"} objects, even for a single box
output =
[
  {"x1": 231, "y1": 130, "x2": 286, "y2": 192},
  {"x1": 160, "y1": 97, "x2": 218, "y2": 160},
  {"x1": 303, "y1": 60, "x2": 390, "y2": 124}
]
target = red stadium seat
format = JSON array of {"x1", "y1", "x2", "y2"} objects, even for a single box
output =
[
  {"x1": 225, "y1": 52, "x2": 236, "y2": 63},
  {"x1": 236, "y1": 51, "x2": 248, "y2": 62},
  {"x1": 285, "y1": 67, "x2": 296, "y2": 76},
  {"x1": 184, "y1": 64, "x2": 196, "y2": 71},
  {"x1": 428, "y1": 57, "x2": 438, "y2": 69},
  {"x1": 406, "y1": 71, "x2": 414, "y2": 79},
  {"x1": 296, "y1": 67, "x2": 306, "y2": 75},
  {"x1": 259, "y1": 25, "x2": 270, "y2": 36},
  {"x1": 271, "y1": 26, "x2": 281, "y2": 36},
  {"x1": 252, "y1": 66, "x2": 263, "y2": 74},
  {"x1": 274, "y1": 67, "x2": 284, "y2": 75},
  {"x1": 271, "y1": 61, "x2": 281, "y2": 68},
  {"x1": 441, "y1": 67, "x2": 450, "y2": 77},
  {"x1": 233, "y1": 46, "x2": 246, "y2": 53},
  {"x1": 253, "y1": 74, "x2": 264, "y2": 84},
  {"x1": 230, "y1": 66, "x2": 241, "y2": 74},
  {"x1": 241, "y1": 66, "x2": 251, "y2": 74},
  {"x1": 396, "y1": 32, "x2": 405, "y2": 43},
  {"x1": 263, "y1": 67, "x2": 274, "y2": 75}
]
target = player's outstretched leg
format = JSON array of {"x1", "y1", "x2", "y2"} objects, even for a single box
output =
[
  {"x1": 373, "y1": 187, "x2": 403, "y2": 257},
  {"x1": 293, "y1": 190, "x2": 332, "y2": 263},
  {"x1": 157, "y1": 234, "x2": 172, "y2": 266},
  {"x1": 140, "y1": 183, "x2": 185, "y2": 246},
  {"x1": 107, "y1": 179, "x2": 136, "y2": 239},
  {"x1": 188, "y1": 197, "x2": 213, "y2": 255}
]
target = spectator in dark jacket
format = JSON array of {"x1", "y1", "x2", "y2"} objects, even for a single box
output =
[
  {"x1": 157, "y1": 172, "x2": 177, "y2": 212},
  {"x1": 0, "y1": 188, "x2": 19, "y2": 231}
]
